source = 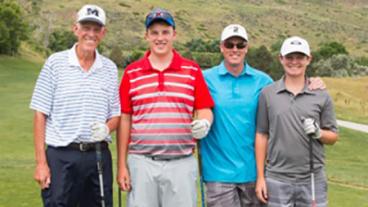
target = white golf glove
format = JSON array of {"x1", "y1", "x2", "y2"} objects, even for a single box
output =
[
  {"x1": 191, "y1": 119, "x2": 211, "y2": 139},
  {"x1": 302, "y1": 118, "x2": 321, "y2": 139},
  {"x1": 91, "y1": 122, "x2": 109, "y2": 141}
]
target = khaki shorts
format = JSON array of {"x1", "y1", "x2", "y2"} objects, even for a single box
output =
[{"x1": 127, "y1": 154, "x2": 198, "y2": 207}]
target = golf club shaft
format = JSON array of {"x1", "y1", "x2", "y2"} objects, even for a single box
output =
[
  {"x1": 118, "y1": 188, "x2": 122, "y2": 207},
  {"x1": 96, "y1": 143, "x2": 106, "y2": 207},
  {"x1": 309, "y1": 134, "x2": 316, "y2": 207},
  {"x1": 197, "y1": 141, "x2": 206, "y2": 207}
]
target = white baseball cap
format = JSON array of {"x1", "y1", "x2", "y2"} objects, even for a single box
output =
[
  {"x1": 280, "y1": 36, "x2": 311, "y2": 56},
  {"x1": 221, "y1": 24, "x2": 248, "y2": 42},
  {"x1": 77, "y1": 4, "x2": 106, "y2": 26}
]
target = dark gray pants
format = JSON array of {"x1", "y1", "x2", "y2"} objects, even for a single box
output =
[{"x1": 206, "y1": 182, "x2": 261, "y2": 207}]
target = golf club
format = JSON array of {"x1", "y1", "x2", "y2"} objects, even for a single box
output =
[
  {"x1": 197, "y1": 141, "x2": 206, "y2": 207},
  {"x1": 95, "y1": 142, "x2": 106, "y2": 207},
  {"x1": 118, "y1": 187, "x2": 122, "y2": 207},
  {"x1": 302, "y1": 117, "x2": 316, "y2": 207}
]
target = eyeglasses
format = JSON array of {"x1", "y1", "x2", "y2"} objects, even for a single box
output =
[{"x1": 223, "y1": 41, "x2": 247, "y2": 49}]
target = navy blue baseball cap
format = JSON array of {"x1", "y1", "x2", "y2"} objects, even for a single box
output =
[{"x1": 145, "y1": 8, "x2": 175, "y2": 29}]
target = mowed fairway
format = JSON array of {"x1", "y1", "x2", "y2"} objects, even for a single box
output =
[{"x1": 0, "y1": 56, "x2": 367, "y2": 206}]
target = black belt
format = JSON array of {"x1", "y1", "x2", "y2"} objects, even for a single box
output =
[
  {"x1": 66, "y1": 141, "x2": 108, "y2": 152},
  {"x1": 148, "y1": 154, "x2": 192, "y2": 161}
]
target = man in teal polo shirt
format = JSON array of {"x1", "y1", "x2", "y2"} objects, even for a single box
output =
[
  {"x1": 201, "y1": 24, "x2": 325, "y2": 207},
  {"x1": 201, "y1": 24, "x2": 272, "y2": 207}
]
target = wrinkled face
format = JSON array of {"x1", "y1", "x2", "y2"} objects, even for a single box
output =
[
  {"x1": 279, "y1": 52, "x2": 312, "y2": 77},
  {"x1": 73, "y1": 22, "x2": 105, "y2": 52},
  {"x1": 220, "y1": 37, "x2": 248, "y2": 67},
  {"x1": 145, "y1": 22, "x2": 176, "y2": 57}
]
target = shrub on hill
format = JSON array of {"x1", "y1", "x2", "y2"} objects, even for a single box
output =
[
  {"x1": 48, "y1": 29, "x2": 76, "y2": 52},
  {"x1": 313, "y1": 54, "x2": 368, "y2": 77}
]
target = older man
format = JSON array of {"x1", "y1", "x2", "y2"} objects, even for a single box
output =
[{"x1": 30, "y1": 4, "x2": 120, "y2": 207}]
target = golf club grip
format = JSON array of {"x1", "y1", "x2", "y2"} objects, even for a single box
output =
[
  {"x1": 309, "y1": 135, "x2": 314, "y2": 171},
  {"x1": 118, "y1": 188, "x2": 122, "y2": 207}
]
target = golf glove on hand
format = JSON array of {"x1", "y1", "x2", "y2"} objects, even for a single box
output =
[
  {"x1": 303, "y1": 118, "x2": 321, "y2": 139},
  {"x1": 191, "y1": 119, "x2": 211, "y2": 139},
  {"x1": 91, "y1": 122, "x2": 109, "y2": 141}
]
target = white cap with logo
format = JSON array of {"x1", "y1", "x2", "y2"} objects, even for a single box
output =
[
  {"x1": 77, "y1": 4, "x2": 106, "y2": 26},
  {"x1": 280, "y1": 36, "x2": 311, "y2": 56},
  {"x1": 221, "y1": 24, "x2": 248, "y2": 42}
]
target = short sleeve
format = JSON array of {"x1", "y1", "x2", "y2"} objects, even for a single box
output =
[
  {"x1": 320, "y1": 94, "x2": 338, "y2": 133},
  {"x1": 193, "y1": 67, "x2": 214, "y2": 109},
  {"x1": 108, "y1": 65, "x2": 121, "y2": 118},
  {"x1": 30, "y1": 57, "x2": 55, "y2": 116},
  {"x1": 119, "y1": 69, "x2": 132, "y2": 114},
  {"x1": 256, "y1": 90, "x2": 269, "y2": 134}
]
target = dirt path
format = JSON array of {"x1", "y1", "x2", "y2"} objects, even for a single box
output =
[{"x1": 337, "y1": 120, "x2": 368, "y2": 133}]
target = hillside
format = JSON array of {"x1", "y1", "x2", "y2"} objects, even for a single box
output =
[{"x1": 18, "y1": 0, "x2": 368, "y2": 57}]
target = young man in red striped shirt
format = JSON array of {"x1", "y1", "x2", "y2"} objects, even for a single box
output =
[{"x1": 117, "y1": 8, "x2": 214, "y2": 207}]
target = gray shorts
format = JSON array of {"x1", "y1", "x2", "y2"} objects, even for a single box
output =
[
  {"x1": 205, "y1": 182, "x2": 262, "y2": 207},
  {"x1": 265, "y1": 176, "x2": 328, "y2": 207},
  {"x1": 127, "y1": 154, "x2": 197, "y2": 207}
]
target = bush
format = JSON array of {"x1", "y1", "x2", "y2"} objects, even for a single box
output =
[
  {"x1": 184, "y1": 38, "x2": 220, "y2": 53},
  {"x1": 313, "y1": 54, "x2": 368, "y2": 77},
  {"x1": 314, "y1": 41, "x2": 348, "y2": 62},
  {"x1": 48, "y1": 29, "x2": 76, "y2": 52},
  {"x1": 247, "y1": 45, "x2": 283, "y2": 80},
  {"x1": 190, "y1": 52, "x2": 222, "y2": 69}
]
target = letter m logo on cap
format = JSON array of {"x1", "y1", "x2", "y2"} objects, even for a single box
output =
[{"x1": 87, "y1": 8, "x2": 99, "y2": 17}]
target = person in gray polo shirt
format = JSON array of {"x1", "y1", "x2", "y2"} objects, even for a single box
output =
[{"x1": 255, "y1": 36, "x2": 338, "y2": 207}]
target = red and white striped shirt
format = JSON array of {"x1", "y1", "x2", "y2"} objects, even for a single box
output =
[{"x1": 120, "y1": 50, "x2": 214, "y2": 158}]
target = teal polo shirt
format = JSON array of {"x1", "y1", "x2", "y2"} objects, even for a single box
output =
[{"x1": 201, "y1": 61, "x2": 273, "y2": 183}]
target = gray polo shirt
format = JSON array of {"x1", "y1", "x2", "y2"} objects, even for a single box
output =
[{"x1": 256, "y1": 78, "x2": 338, "y2": 182}]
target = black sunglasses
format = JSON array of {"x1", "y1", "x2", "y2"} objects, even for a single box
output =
[{"x1": 223, "y1": 41, "x2": 247, "y2": 49}]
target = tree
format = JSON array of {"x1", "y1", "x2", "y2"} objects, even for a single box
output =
[
  {"x1": 314, "y1": 41, "x2": 348, "y2": 62},
  {"x1": 0, "y1": 0, "x2": 28, "y2": 55},
  {"x1": 247, "y1": 45, "x2": 283, "y2": 80},
  {"x1": 313, "y1": 54, "x2": 368, "y2": 77},
  {"x1": 48, "y1": 29, "x2": 76, "y2": 52},
  {"x1": 109, "y1": 46, "x2": 124, "y2": 68}
]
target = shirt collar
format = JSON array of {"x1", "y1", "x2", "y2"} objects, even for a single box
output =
[
  {"x1": 276, "y1": 76, "x2": 315, "y2": 95},
  {"x1": 68, "y1": 44, "x2": 103, "y2": 69},
  {"x1": 218, "y1": 61, "x2": 254, "y2": 77},
  {"x1": 141, "y1": 49, "x2": 182, "y2": 71}
]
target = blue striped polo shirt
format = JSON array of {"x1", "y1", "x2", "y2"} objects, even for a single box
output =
[
  {"x1": 201, "y1": 61, "x2": 273, "y2": 183},
  {"x1": 30, "y1": 44, "x2": 121, "y2": 147}
]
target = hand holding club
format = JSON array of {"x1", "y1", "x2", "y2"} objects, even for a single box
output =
[
  {"x1": 91, "y1": 122, "x2": 109, "y2": 141},
  {"x1": 303, "y1": 118, "x2": 321, "y2": 139}
]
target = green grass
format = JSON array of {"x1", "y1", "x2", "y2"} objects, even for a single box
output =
[{"x1": 0, "y1": 56, "x2": 367, "y2": 206}]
